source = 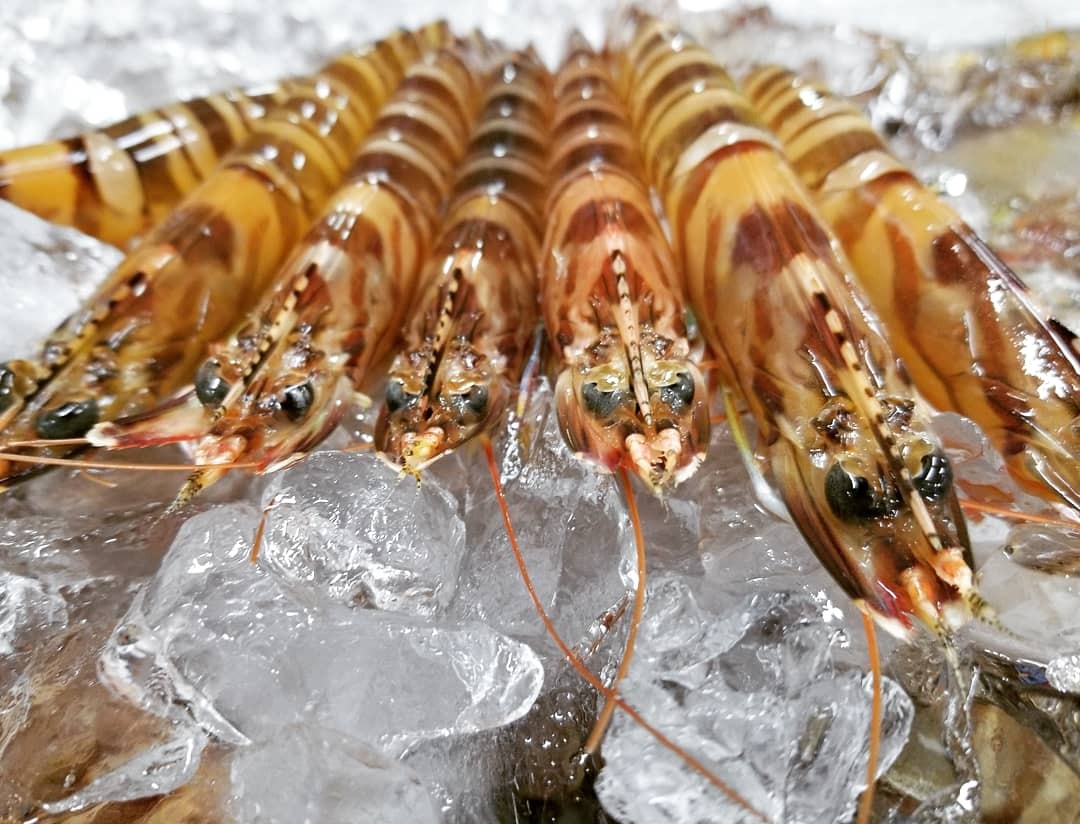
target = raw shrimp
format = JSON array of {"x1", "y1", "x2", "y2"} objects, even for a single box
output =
[
  {"x1": 90, "y1": 41, "x2": 484, "y2": 499},
  {"x1": 540, "y1": 32, "x2": 709, "y2": 494},
  {"x1": 743, "y1": 65, "x2": 1080, "y2": 513},
  {"x1": 375, "y1": 48, "x2": 551, "y2": 473},
  {"x1": 613, "y1": 14, "x2": 986, "y2": 638}
]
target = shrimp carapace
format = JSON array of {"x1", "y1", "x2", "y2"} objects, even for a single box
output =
[
  {"x1": 88, "y1": 40, "x2": 483, "y2": 499},
  {"x1": 613, "y1": 14, "x2": 983, "y2": 637},
  {"x1": 744, "y1": 65, "x2": 1080, "y2": 514},
  {"x1": 0, "y1": 80, "x2": 292, "y2": 248},
  {"x1": 0, "y1": 23, "x2": 445, "y2": 485},
  {"x1": 374, "y1": 48, "x2": 553, "y2": 474},
  {"x1": 540, "y1": 32, "x2": 709, "y2": 495}
]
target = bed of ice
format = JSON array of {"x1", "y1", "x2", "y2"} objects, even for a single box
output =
[{"x1": 2, "y1": 1, "x2": 1080, "y2": 822}]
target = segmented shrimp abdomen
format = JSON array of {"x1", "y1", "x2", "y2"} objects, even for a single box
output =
[{"x1": 0, "y1": 83, "x2": 291, "y2": 247}]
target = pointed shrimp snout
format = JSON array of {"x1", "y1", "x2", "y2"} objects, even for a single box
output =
[
  {"x1": 397, "y1": 428, "x2": 448, "y2": 475},
  {"x1": 625, "y1": 427, "x2": 691, "y2": 494}
]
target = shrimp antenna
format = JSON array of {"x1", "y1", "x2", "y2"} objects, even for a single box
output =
[
  {"x1": 481, "y1": 436, "x2": 769, "y2": 822},
  {"x1": 3, "y1": 437, "x2": 91, "y2": 447},
  {"x1": 959, "y1": 498, "x2": 1079, "y2": 528},
  {"x1": 856, "y1": 606, "x2": 883, "y2": 824},
  {"x1": 583, "y1": 465, "x2": 646, "y2": 754},
  {"x1": 0, "y1": 451, "x2": 258, "y2": 473}
]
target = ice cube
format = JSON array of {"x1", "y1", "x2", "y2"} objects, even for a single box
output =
[
  {"x1": 977, "y1": 542, "x2": 1080, "y2": 652},
  {"x1": 595, "y1": 574, "x2": 913, "y2": 824},
  {"x1": 447, "y1": 382, "x2": 633, "y2": 648},
  {"x1": 259, "y1": 451, "x2": 466, "y2": 617},
  {"x1": 0, "y1": 201, "x2": 121, "y2": 359},
  {"x1": 0, "y1": 570, "x2": 67, "y2": 656},
  {"x1": 1046, "y1": 653, "x2": 1080, "y2": 694},
  {"x1": 39, "y1": 726, "x2": 208, "y2": 815},
  {"x1": 104, "y1": 502, "x2": 544, "y2": 758},
  {"x1": 230, "y1": 724, "x2": 439, "y2": 824}
]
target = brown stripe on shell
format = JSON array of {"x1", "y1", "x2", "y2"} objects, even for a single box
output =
[
  {"x1": 791, "y1": 128, "x2": 886, "y2": 190},
  {"x1": 183, "y1": 96, "x2": 233, "y2": 158}
]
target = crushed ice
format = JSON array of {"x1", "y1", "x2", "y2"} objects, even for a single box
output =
[{"x1": 595, "y1": 578, "x2": 914, "y2": 824}]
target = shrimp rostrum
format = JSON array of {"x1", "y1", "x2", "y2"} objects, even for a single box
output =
[
  {"x1": 375, "y1": 48, "x2": 552, "y2": 473},
  {"x1": 0, "y1": 79, "x2": 293, "y2": 248},
  {"x1": 0, "y1": 23, "x2": 444, "y2": 485},
  {"x1": 743, "y1": 66, "x2": 1080, "y2": 514},
  {"x1": 540, "y1": 32, "x2": 709, "y2": 494},
  {"x1": 613, "y1": 15, "x2": 987, "y2": 636},
  {"x1": 89, "y1": 41, "x2": 482, "y2": 498}
]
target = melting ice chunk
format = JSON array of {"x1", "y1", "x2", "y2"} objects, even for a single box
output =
[
  {"x1": 102, "y1": 501, "x2": 544, "y2": 760},
  {"x1": 259, "y1": 451, "x2": 466, "y2": 616},
  {"x1": 595, "y1": 575, "x2": 913, "y2": 824},
  {"x1": 40, "y1": 727, "x2": 208, "y2": 815},
  {"x1": 0, "y1": 200, "x2": 121, "y2": 360},
  {"x1": 446, "y1": 385, "x2": 633, "y2": 644},
  {"x1": 230, "y1": 724, "x2": 439, "y2": 824},
  {"x1": 0, "y1": 569, "x2": 67, "y2": 656}
]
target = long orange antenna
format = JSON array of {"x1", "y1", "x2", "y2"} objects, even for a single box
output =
[
  {"x1": 4, "y1": 437, "x2": 91, "y2": 447},
  {"x1": 250, "y1": 500, "x2": 272, "y2": 564},
  {"x1": 856, "y1": 607, "x2": 882, "y2": 824},
  {"x1": 584, "y1": 465, "x2": 646, "y2": 754},
  {"x1": 960, "y1": 498, "x2": 1079, "y2": 527},
  {"x1": 0, "y1": 451, "x2": 260, "y2": 472},
  {"x1": 481, "y1": 436, "x2": 769, "y2": 822}
]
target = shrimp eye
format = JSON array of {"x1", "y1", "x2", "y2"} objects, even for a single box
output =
[
  {"x1": 0, "y1": 365, "x2": 15, "y2": 412},
  {"x1": 453, "y1": 385, "x2": 488, "y2": 417},
  {"x1": 280, "y1": 382, "x2": 313, "y2": 421},
  {"x1": 659, "y1": 372, "x2": 695, "y2": 409},
  {"x1": 195, "y1": 360, "x2": 230, "y2": 408},
  {"x1": 582, "y1": 382, "x2": 620, "y2": 418},
  {"x1": 35, "y1": 399, "x2": 99, "y2": 439},
  {"x1": 913, "y1": 452, "x2": 952, "y2": 501},
  {"x1": 385, "y1": 380, "x2": 419, "y2": 413},
  {"x1": 824, "y1": 462, "x2": 884, "y2": 521}
]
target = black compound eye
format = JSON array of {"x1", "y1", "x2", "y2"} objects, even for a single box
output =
[
  {"x1": 194, "y1": 360, "x2": 230, "y2": 408},
  {"x1": 0, "y1": 364, "x2": 15, "y2": 413},
  {"x1": 582, "y1": 382, "x2": 621, "y2": 418},
  {"x1": 385, "y1": 380, "x2": 419, "y2": 414},
  {"x1": 35, "y1": 399, "x2": 99, "y2": 439},
  {"x1": 453, "y1": 384, "x2": 488, "y2": 417},
  {"x1": 280, "y1": 382, "x2": 314, "y2": 421},
  {"x1": 824, "y1": 462, "x2": 885, "y2": 521},
  {"x1": 659, "y1": 372, "x2": 695, "y2": 409},
  {"x1": 913, "y1": 452, "x2": 952, "y2": 501}
]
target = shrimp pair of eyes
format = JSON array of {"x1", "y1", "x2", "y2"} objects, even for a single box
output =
[
  {"x1": 580, "y1": 370, "x2": 696, "y2": 420},
  {"x1": 384, "y1": 379, "x2": 490, "y2": 420},
  {"x1": 825, "y1": 451, "x2": 954, "y2": 522},
  {"x1": 195, "y1": 360, "x2": 314, "y2": 422}
]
